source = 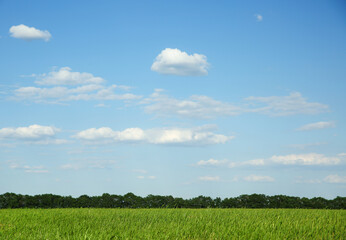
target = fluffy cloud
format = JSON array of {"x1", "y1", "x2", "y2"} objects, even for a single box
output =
[
  {"x1": 296, "y1": 121, "x2": 335, "y2": 131},
  {"x1": 0, "y1": 125, "x2": 67, "y2": 144},
  {"x1": 199, "y1": 176, "x2": 220, "y2": 181},
  {"x1": 13, "y1": 67, "x2": 140, "y2": 103},
  {"x1": 142, "y1": 89, "x2": 240, "y2": 119},
  {"x1": 270, "y1": 153, "x2": 341, "y2": 165},
  {"x1": 74, "y1": 126, "x2": 233, "y2": 146},
  {"x1": 323, "y1": 174, "x2": 346, "y2": 183},
  {"x1": 35, "y1": 67, "x2": 104, "y2": 85},
  {"x1": 151, "y1": 48, "x2": 209, "y2": 76},
  {"x1": 9, "y1": 24, "x2": 51, "y2": 41},
  {"x1": 246, "y1": 92, "x2": 329, "y2": 116},
  {"x1": 243, "y1": 175, "x2": 274, "y2": 182},
  {"x1": 0, "y1": 124, "x2": 58, "y2": 140}
]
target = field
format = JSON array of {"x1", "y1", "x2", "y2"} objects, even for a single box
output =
[{"x1": 0, "y1": 208, "x2": 345, "y2": 239}]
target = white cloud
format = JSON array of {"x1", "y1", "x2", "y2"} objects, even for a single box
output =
[
  {"x1": 323, "y1": 174, "x2": 346, "y2": 183},
  {"x1": 255, "y1": 14, "x2": 263, "y2": 22},
  {"x1": 151, "y1": 48, "x2": 209, "y2": 76},
  {"x1": 197, "y1": 158, "x2": 228, "y2": 166},
  {"x1": 142, "y1": 89, "x2": 240, "y2": 119},
  {"x1": 296, "y1": 121, "x2": 335, "y2": 131},
  {"x1": 9, "y1": 24, "x2": 51, "y2": 41},
  {"x1": 270, "y1": 153, "x2": 341, "y2": 165},
  {"x1": 73, "y1": 126, "x2": 233, "y2": 146},
  {"x1": 0, "y1": 124, "x2": 59, "y2": 140},
  {"x1": 13, "y1": 67, "x2": 141, "y2": 103},
  {"x1": 243, "y1": 175, "x2": 274, "y2": 182},
  {"x1": 35, "y1": 67, "x2": 104, "y2": 85},
  {"x1": 246, "y1": 92, "x2": 329, "y2": 116},
  {"x1": 199, "y1": 176, "x2": 220, "y2": 181}
]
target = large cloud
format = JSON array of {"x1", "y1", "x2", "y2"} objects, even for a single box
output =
[
  {"x1": 9, "y1": 24, "x2": 51, "y2": 41},
  {"x1": 151, "y1": 48, "x2": 209, "y2": 76},
  {"x1": 0, "y1": 124, "x2": 65, "y2": 144},
  {"x1": 13, "y1": 67, "x2": 140, "y2": 103},
  {"x1": 0, "y1": 124, "x2": 58, "y2": 140},
  {"x1": 74, "y1": 126, "x2": 233, "y2": 146}
]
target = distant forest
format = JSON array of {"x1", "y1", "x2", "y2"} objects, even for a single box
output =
[{"x1": 0, "y1": 193, "x2": 345, "y2": 209}]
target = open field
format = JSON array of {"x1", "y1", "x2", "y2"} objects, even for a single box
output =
[{"x1": 0, "y1": 208, "x2": 345, "y2": 239}]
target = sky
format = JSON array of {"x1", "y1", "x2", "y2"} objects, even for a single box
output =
[{"x1": 0, "y1": 0, "x2": 345, "y2": 199}]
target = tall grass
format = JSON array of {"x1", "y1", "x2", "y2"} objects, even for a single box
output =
[{"x1": 0, "y1": 208, "x2": 345, "y2": 239}]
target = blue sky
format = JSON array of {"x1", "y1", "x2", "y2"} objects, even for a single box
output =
[{"x1": 0, "y1": 0, "x2": 345, "y2": 199}]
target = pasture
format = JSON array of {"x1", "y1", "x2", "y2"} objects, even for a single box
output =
[{"x1": 0, "y1": 208, "x2": 344, "y2": 239}]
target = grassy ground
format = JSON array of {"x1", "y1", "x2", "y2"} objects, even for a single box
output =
[{"x1": 0, "y1": 208, "x2": 345, "y2": 239}]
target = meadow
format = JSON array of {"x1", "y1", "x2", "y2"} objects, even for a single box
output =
[{"x1": 0, "y1": 208, "x2": 345, "y2": 239}]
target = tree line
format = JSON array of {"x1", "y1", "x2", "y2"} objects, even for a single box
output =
[{"x1": 0, "y1": 192, "x2": 344, "y2": 209}]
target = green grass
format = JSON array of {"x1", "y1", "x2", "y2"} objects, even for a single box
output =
[{"x1": 0, "y1": 208, "x2": 345, "y2": 239}]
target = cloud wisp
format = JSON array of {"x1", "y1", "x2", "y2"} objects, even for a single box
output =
[
  {"x1": 141, "y1": 89, "x2": 240, "y2": 119},
  {"x1": 296, "y1": 174, "x2": 346, "y2": 184},
  {"x1": 196, "y1": 153, "x2": 345, "y2": 169},
  {"x1": 60, "y1": 159, "x2": 117, "y2": 170},
  {"x1": 9, "y1": 24, "x2": 51, "y2": 41},
  {"x1": 296, "y1": 121, "x2": 335, "y2": 131},
  {"x1": 8, "y1": 162, "x2": 49, "y2": 173},
  {"x1": 243, "y1": 175, "x2": 274, "y2": 182},
  {"x1": 141, "y1": 90, "x2": 329, "y2": 119},
  {"x1": 74, "y1": 126, "x2": 233, "y2": 146},
  {"x1": 323, "y1": 174, "x2": 346, "y2": 183},
  {"x1": 245, "y1": 92, "x2": 329, "y2": 116},
  {"x1": 151, "y1": 48, "x2": 209, "y2": 76},
  {"x1": 254, "y1": 14, "x2": 263, "y2": 22},
  {"x1": 198, "y1": 176, "x2": 220, "y2": 181}
]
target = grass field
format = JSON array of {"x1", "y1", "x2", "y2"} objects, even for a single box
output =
[{"x1": 0, "y1": 208, "x2": 345, "y2": 239}]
